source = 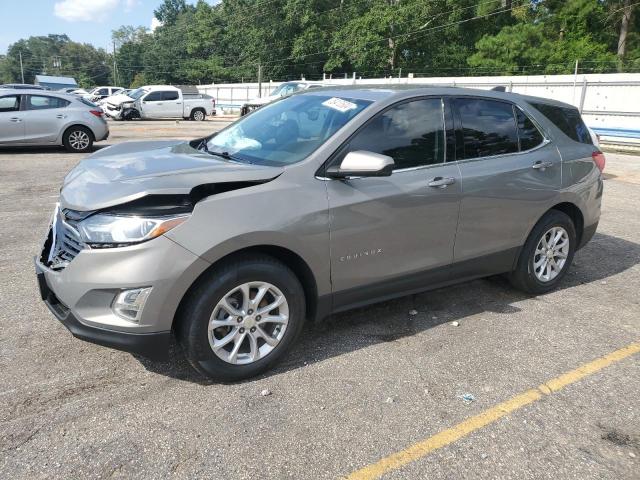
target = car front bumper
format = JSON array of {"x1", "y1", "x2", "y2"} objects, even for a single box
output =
[
  {"x1": 35, "y1": 230, "x2": 210, "y2": 358},
  {"x1": 36, "y1": 267, "x2": 171, "y2": 359}
]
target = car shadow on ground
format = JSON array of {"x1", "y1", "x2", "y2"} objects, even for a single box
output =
[
  {"x1": 136, "y1": 232, "x2": 640, "y2": 384},
  {"x1": 0, "y1": 145, "x2": 110, "y2": 154}
]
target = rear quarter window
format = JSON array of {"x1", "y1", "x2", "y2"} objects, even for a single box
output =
[
  {"x1": 515, "y1": 108, "x2": 545, "y2": 151},
  {"x1": 531, "y1": 103, "x2": 592, "y2": 144}
]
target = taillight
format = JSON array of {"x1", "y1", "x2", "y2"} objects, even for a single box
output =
[
  {"x1": 212, "y1": 99, "x2": 216, "y2": 108},
  {"x1": 89, "y1": 109, "x2": 104, "y2": 118},
  {"x1": 592, "y1": 151, "x2": 606, "y2": 172}
]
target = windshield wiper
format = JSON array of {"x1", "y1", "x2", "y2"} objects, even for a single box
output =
[{"x1": 197, "y1": 138, "x2": 210, "y2": 153}]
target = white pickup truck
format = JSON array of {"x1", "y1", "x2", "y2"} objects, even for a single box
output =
[{"x1": 104, "y1": 85, "x2": 215, "y2": 121}]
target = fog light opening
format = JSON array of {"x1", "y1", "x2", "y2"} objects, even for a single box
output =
[{"x1": 112, "y1": 287, "x2": 152, "y2": 323}]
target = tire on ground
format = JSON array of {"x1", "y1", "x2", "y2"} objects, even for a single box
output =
[
  {"x1": 62, "y1": 125, "x2": 94, "y2": 153},
  {"x1": 190, "y1": 108, "x2": 206, "y2": 121},
  {"x1": 509, "y1": 209, "x2": 577, "y2": 294},
  {"x1": 176, "y1": 254, "x2": 306, "y2": 382}
]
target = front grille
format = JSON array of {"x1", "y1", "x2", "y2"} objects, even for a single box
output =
[{"x1": 40, "y1": 206, "x2": 89, "y2": 270}]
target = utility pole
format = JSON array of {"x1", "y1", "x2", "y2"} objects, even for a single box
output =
[
  {"x1": 572, "y1": 59, "x2": 579, "y2": 104},
  {"x1": 112, "y1": 41, "x2": 118, "y2": 86},
  {"x1": 19, "y1": 52, "x2": 24, "y2": 83},
  {"x1": 257, "y1": 64, "x2": 262, "y2": 98}
]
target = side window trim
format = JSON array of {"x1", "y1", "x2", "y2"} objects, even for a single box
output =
[
  {"x1": 443, "y1": 97, "x2": 457, "y2": 163},
  {"x1": 317, "y1": 95, "x2": 447, "y2": 177}
]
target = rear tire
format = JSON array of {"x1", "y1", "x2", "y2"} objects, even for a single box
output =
[
  {"x1": 510, "y1": 210, "x2": 576, "y2": 294},
  {"x1": 190, "y1": 108, "x2": 206, "y2": 121},
  {"x1": 62, "y1": 126, "x2": 93, "y2": 153},
  {"x1": 176, "y1": 254, "x2": 306, "y2": 382}
]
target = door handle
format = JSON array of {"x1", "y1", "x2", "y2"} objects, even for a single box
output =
[
  {"x1": 532, "y1": 161, "x2": 553, "y2": 170},
  {"x1": 56, "y1": 114, "x2": 67, "y2": 119},
  {"x1": 428, "y1": 176, "x2": 456, "y2": 188},
  {"x1": 9, "y1": 117, "x2": 22, "y2": 123},
  {"x1": 176, "y1": 102, "x2": 182, "y2": 104}
]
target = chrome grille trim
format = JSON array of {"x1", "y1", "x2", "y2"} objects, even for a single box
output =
[{"x1": 41, "y1": 205, "x2": 89, "y2": 270}]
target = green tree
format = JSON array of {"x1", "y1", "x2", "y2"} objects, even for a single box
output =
[{"x1": 154, "y1": 0, "x2": 192, "y2": 26}]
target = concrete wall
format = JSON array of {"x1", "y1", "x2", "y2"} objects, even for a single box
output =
[{"x1": 199, "y1": 73, "x2": 640, "y2": 148}]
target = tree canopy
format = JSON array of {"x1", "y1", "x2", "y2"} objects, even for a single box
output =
[{"x1": 1, "y1": 0, "x2": 638, "y2": 87}]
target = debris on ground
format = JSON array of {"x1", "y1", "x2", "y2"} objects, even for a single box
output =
[
  {"x1": 451, "y1": 321, "x2": 460, "y2": 327},
  {"x1": 409, "y1": 309, "x2": 418, "y2": 316},
  {"x1": 460, "y1": 393, "x2": 476, "y2": 403},
  {"x1": 385, "y1": 397, "x2": 395, "y2": 404},
  {"x1": 260, "y1": 389, "x2": 272, "y2": 397}
]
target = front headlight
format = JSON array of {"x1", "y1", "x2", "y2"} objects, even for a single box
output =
[{"x1": 76, "y1": 214, "x2": 189, "y2": 247}]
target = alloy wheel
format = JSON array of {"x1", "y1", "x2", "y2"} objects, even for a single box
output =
[
  {"x1": 194, "y1": 110, "x2": 205, "y2": 121},
  {"x1": 208, "y1": 281, "x2": 289, "y2": 365},
  {"x1": 69, "y1": 130, "x2": 90, "y2": 150},
  {"x1": 533, "y1": 226, "x2": 570, "y2": 282}
]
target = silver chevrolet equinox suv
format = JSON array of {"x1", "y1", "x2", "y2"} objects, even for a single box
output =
[{"x1": 36, "y1": 86, "x2": 604, "y2": 381}]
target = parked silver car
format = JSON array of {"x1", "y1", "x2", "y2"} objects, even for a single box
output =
[
  {"x1": 35, "y1": 86, "x2": 604, "y2": 380},
  {"x1": 0, "y1": 89, "x2": 109, "y2": 152}
]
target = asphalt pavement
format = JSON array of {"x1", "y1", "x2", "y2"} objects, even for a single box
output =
[{"x1": 0, "y1": 120, "x2": 638, "y2": 479}]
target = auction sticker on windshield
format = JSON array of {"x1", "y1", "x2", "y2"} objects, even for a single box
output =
[{"x1": 322, "y1": 97, "x2": 358, "y2": 113}]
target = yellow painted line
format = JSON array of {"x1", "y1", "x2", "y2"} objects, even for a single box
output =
[{"x1": 345, "y1": 342, "x2": 640, "y2": 480}]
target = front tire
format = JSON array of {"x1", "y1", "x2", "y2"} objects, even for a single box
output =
[
  {"x1": 176, "y1": 254, "x2": 306, "y2": 382},
  {"x1": 62, "y1": 126, "x2": 93, "y2": 153},
  {"x1": 510, "y1": 210, "x2": 576, "y2": 294}
]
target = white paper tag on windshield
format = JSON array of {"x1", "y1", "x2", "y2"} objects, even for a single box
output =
[{"x1": 322, "y1": 97, "x2": 357, "y2": 113}]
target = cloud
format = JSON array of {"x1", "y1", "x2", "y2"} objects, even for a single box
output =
[
  {"x1": 53, "y1": 0, "x2": 120, "y2": 22},
  {"x1": 150, "y1": 17, "x2": 163, "y2": 32},
  {"x1": 124, "y1": 0, "x2": 138, "y2": 12}
]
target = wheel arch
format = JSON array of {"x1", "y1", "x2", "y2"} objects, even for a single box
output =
[
  {"x1": 172, "y1": 244, "x2": 320, "y2": 331},
  {"x1": 548, "y1": 202, "x2": 585, "y2": 247},
  {"x1": 58, "y1": 123, "x2": 95, "y2": 145},
  {"x1": 513, "y1": 201, "x2": 585, "y2": 271},
  {"x1": 190, "y1": 107, "x2": 206, "y2": 119}
]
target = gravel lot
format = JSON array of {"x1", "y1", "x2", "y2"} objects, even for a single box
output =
[{"x1": 1, "y1": 120, "x2": 639, "y2": 479}]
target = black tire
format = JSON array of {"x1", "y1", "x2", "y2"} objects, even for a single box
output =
[
  {"x1": 176, "y1": 254, "x2": 306, "y2": 382},
  {"x1": 510, "y1": 210, "x2": 577, "y2": 294},
  {"x1": 62, "y1": 126, "x2": 94, "y2": 153},
  {"x1": 190, "y1": 108, "x2": 206, "y2": 121}
]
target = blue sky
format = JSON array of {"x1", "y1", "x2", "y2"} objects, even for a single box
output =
[{"x1": 0, "y1": 0, "x2": 204, "y2": 54}]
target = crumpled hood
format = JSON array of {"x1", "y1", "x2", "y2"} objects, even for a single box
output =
[
  {"x1": 61, "y1": 140, "x2": 283, "y2": 211},
  {"x1": 102, "y1": 93, "x2": 133, "y2": 106}
]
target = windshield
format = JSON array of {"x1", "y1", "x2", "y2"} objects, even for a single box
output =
[
  {"x1": 206, "y1": 94, "x2": 372, "y2": 166},
  {"x1": 270, "y1": 82, "x2": 304, "y2": 97},
  {"x1": 128, "y1": 88, "x2": 148, "y2": 100}
]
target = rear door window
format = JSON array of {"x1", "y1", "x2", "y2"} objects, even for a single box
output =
[
  {"x1": 515, "y1": 108, "x2": 545, "y2": 151},
  {"x1": 162, "y1": 91, "x2": 179, "y2": 101},
  {"x1": 455, "y1": 98, "x2": 519, "y2": 159},
  {"x1": 0, "y1": 95, "x2": 20, "y2": 112},
  {"x1": 530, "y1": 103, "x2": 592, "y2": 144},
  {"x1": 347, "y1": 98, "x2": 445, "y2": 170},
  {"x1": 26, "y1": 95, "x2": 70, "y2": 110}
]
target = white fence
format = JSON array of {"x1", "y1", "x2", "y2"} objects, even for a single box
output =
[{"x1": 199, "y1": 73, "x2": 640, "y2": 148}]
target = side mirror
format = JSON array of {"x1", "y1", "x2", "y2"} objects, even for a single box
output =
[{"x1": 326, "y1": 150, "x2": 395, "y2": 178}]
